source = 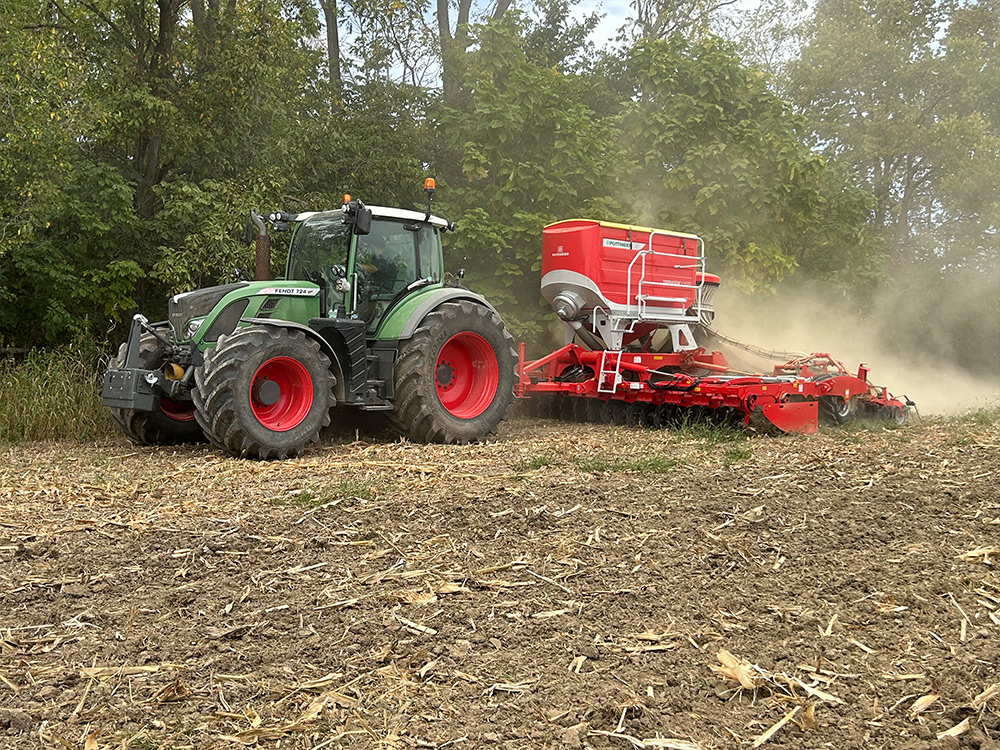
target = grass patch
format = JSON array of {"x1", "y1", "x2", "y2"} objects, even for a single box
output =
[
  {"x1": 671, "y1": 414, "x2": 749, "y2": 446},
  {"x1": 0, "y1": 344, "x2": 116, "y2": 444},
  {"x1": 947, "y1": 405, "x2": 1000, "y2": 427},
  {"x1": 513, "y1": 454, "x2": 561, "y2": 472},
  {"x1": 672, "y1": 415, "x2": 749, "y2": 449},
  {"x1": 722, "y1": 444, "x2": 753, "y2": 468},
  {"x1": 272, "y1": 479, "x2": 380, "y2": 508}
]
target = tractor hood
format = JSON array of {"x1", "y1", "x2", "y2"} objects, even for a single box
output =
[{"x1": 168, "y1": 283, "x2": 249, "y2": 338}]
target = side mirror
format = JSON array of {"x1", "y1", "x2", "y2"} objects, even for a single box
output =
[
  {"x1": 342, "y1": 200, "x2": 372, "y2": 235},
  {"x1": 354, "y1": 206, "x2": 372, "y2": 235}
]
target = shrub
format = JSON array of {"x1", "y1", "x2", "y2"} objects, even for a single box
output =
[{"x1": 0, "y1": 344, "x2": 115, "y2": 443}]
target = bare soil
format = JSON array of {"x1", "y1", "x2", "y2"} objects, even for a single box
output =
[{"x1": 1, "y1": 415, "x2": 998, "y2": 750}]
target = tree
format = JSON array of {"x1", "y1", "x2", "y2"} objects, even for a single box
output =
[
  {"x1": 437, "y1": 0, "x2": 516, "y2": 104},
  {"x1": 319, "y1": 0, "x2": 342, "y2": 88},
  {"x1": 0, "y1": 0, "x2": 328, "y2": 347},
  {"x1": 788, "y1": 0, "x2": 998, "y2": 260},
  {"x1": 711, "y1": 0, "x2": 809, "y2": 77},
  {"x1": 341, "y1": 0, "x2": 438, "y2": 86},
  {"x1": 613, "y1": 36, "x2": 876, "y2": 292},
  {"x1": 623, "y1": 0, "x2": 738, "y2": 41},
  {"x1": 787, "y1": 0, "x2": 999, "y2": 372},
  {"x1": 432, "y1": 14, "x2": 626, "y2": 341}
]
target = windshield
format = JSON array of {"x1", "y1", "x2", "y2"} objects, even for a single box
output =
[
  {"x1": 286, "y1": 214, "x2": 352, "y2": 317},
  {"x1": 287, "y1": 214, "x2": 351, "y2": 283}
]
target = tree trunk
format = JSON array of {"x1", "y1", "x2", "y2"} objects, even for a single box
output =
[
  {"x1": 134, "y1": 0, "x2": 180, "y2": 219},
  {"x1": 320, "y1": 0, "x2": 342, "y2": 91},
  {"x1": 438, "y1": 0, "x2": 510, "y2": 106}
]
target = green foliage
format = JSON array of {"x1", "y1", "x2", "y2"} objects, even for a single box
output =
[
  {"x1": 614, "y1": 35, "x2": 877, "y2": 293},
  {"x1": 0, "y1": 0, "x2": 329, "y2": 346},
  {"x1": 434, "y1": 14, "x2": 627, "y2": 343},
  {"x1": 151, "y1": 174, "x2": 294, "y2": 293},
  {"x1": 0, "y1": 345, "x2": 115, "y2": 444}
]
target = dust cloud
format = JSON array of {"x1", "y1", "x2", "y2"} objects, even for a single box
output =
[{"x1": 708, "y1": 282, "x2": 1000, "y2": 416}]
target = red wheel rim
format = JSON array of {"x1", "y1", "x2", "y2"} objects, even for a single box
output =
[
  {"x1": 434, "y1": 332, "x2": 499, "y2": 419},
  {"x1": 159, "y1": 398, "x2": 196, "y2": 423},
  {"x1": 249, "y1": 357, "x2": 314, "y2": 431}
]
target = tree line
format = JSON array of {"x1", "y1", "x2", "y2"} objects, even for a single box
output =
[{"x1": 1, "y1": 0, "x2": 996, "y2": 372}]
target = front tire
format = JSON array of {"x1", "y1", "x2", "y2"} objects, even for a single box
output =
[
  {"x1": 193, "y1": 326, "x2": 335, "y2": 459},
  {"x1": 390, "y1": 301, "x2": 516, "y2": 444},
  {"x1": 108, "y1": 334, "x2": 205, "y2": 446}
]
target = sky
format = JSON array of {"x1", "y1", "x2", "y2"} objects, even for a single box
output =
[{"x1": 576, "y1": 0, "x2": 766, "y2": 50}]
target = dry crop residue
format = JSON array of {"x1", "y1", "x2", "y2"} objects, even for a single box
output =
[{"x1": 1, "y1": 416, "x2": 998, "y2": 750}]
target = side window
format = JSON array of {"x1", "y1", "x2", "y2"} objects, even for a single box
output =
[
  {"x1": 354, "y1": 221, "x2": 441, "y2": 325},
  {"x1": 418, "y1": 227, "x2": 442, "y2": 283},
  {"x1": 288, "y1": 218, "x2": 350, "y2": 281},
  {"x1": 287, "y1": 216, "x2": 352, "y2": 317}
]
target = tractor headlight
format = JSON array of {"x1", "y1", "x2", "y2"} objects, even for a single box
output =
[{"x1": 185, "y1": 318, "x2": 205, "y2": 339}]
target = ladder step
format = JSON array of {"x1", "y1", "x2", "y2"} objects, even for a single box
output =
[{"x1": 639, "y1": 295, "x2": 687, "y2": 303}]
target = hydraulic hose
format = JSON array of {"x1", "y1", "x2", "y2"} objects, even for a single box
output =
[{"x1": 702, "y1": 325, "x2": 806, "y2": 362}]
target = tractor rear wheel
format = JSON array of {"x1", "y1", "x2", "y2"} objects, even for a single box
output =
[
  {"x1": 391, "y1": 301, "x2": 516, "y2": 444},
  {"x1": 193, "y1": 326, "x2": 335, "y2": 459},
  {"x1": 108, "y1": 335, "x2": 204, "y2": 445}
]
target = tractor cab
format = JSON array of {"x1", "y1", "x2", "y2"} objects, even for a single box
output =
[{"x1": 285, "y1": 207, "x2": 446, "y2": 330}]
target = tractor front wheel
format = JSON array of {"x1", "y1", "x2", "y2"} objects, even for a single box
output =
[
  {"x1": 193, "y1": 326, "x2": 335, "y2": 459},
  {"x1": 391, "y1": 301, "x2": 516, "y2": 444},
  {"x1": 108, "y1": 334, "x2": 204, "y2": 446}
]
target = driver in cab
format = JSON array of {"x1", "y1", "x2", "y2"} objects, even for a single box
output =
[{"x1": 357, "y1": 234, "x2": 398, "y2": 291}]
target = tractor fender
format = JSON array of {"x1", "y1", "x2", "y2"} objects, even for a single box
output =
[
  {"x1": 238, "y1": 318, "x2": 347, "y2": 401},
  {"x1": 381, "y1": 288, "x2": 499, "y2": 341}
]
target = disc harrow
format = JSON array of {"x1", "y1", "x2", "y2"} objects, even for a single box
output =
[{"x1": 516, "y1": 218, "x2": 913, "y2": 433}]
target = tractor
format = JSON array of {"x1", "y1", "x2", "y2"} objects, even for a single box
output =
[{"x1": 102, "y1": 180, "x2": 517, "y2": 458}]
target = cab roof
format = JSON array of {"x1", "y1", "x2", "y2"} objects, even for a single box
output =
[{"x1": 296, "y1": 206, "x2": 448, "y2": 229}]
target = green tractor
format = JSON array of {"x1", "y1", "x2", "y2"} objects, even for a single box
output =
[{"x1": 101, "y1": 182, "x2": 516, "y2": 458}]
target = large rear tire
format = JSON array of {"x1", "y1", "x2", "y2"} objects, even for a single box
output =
[
  {"x1": 193, "y1": 326, "x2": 335, "y2": 459},
  {"x1": 390, "y1": 301, "x2": 516, "y2": 444},
  {"x1": 108, "y1": 335, "x2": 205, "y2": 446}
]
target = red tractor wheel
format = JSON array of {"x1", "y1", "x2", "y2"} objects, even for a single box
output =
[
  {"x1": 248, "y1": 357, "x2": 315, "y2": 431},
  {"x1": 433, "y1": 332, "x2": 499, "y2": 419},
  {"x1": 193, "y1": 326, "x2": 335, "y2": 459},
  {"x1": 391, "y1": 301, "x2": 516, "y2": 444}
]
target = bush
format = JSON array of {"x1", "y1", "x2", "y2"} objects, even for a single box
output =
[{"x1": 0, "y1": 344, "x2": 116, "y2": 444}]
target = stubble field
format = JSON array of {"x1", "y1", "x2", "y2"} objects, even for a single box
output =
[{"x1": 1, "y1": 413, "x2": 998, "y2": 750}]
